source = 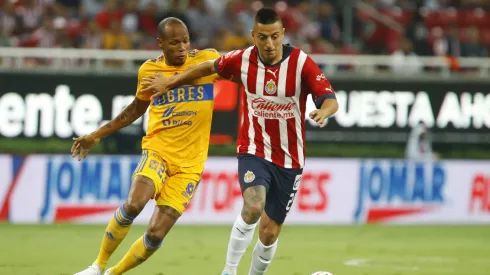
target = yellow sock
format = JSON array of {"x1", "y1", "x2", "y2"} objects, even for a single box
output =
[
  {"x1": 111, "y1": 233, "x2": 162, "y2": 274},
  {"x1": 94, "y1": 205, "x2": 135, "y2": 269}
]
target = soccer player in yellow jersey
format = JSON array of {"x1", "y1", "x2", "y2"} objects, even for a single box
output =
[{"x1": 72, "y1": 17, "x2": 221, "y2": 275}]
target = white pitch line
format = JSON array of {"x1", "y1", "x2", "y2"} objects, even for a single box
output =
[
  {"x1": 344, "y1": 257, "x2": 488, "y2": 273},
  {"x1": 344, "y1": 258, "x2": 419, "y2": 271}
]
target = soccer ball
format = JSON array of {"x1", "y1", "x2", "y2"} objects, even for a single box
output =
[{"x1": 311, "y1": 272, "x2": 334, "y2": 275}]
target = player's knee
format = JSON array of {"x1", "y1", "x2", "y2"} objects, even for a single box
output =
[
  {"x1": 124, "y1": 176, "x2": 154, "y2": 216},
  {"x1": 241, "y1": 201, "x2": 265, "y2": 224},
  {"x1": 145, "y1": 227, "x2": 164, "y2": 244},
  {"x1": 124, "y1": 198, "x2": 147, "y2": 217}
]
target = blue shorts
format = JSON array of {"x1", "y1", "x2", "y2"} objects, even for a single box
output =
[{"x1": 238, "y1": 154, "x2": 303, "y2": 224}]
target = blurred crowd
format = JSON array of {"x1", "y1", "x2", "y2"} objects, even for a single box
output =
[{"x1": 0, "y1": 0, "x2": 489, "y2": 60}]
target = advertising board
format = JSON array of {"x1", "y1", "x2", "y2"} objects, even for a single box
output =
[{"x1": 1, "y1": 155, "x2": 488, "y2": 225}]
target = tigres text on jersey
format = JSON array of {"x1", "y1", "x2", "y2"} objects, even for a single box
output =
[{"x1": 135, "y1": 49, "x2": 221, "y2": 166}]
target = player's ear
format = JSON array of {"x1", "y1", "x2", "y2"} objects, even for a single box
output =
[{"x1": 156, "y1": 37, "x2": 164, "y2": 48}]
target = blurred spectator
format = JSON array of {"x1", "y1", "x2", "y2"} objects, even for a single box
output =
[
  {"x1": 203, "y1": 0, "x2": 226, "y2": 16},
  {"x1": 16, "y1": 0, "x2": 45, "y2": 35},
  {"x1": 82, "y1": 0, "x2": 104, "y2": 18},
  {"x1": 31, "y1": 16, "x2": 56, "y2": 48},
  {"x1": 121, "y1": 0, "x2": 142, "y2": 47},
  {"x1": 222, "y1": 20, "x2": 250, "y2": 51},
  {"x1": 462, "y1": 26, "x2": 487, "y2": 57},
  {"x1": 80, "y1": 19, "x2": 102, "y2": 49},
  {"x1": 161, "y1": 0, "x2": 191, "y2": 36},
  {"x1": 0, "y1": 0, "x2": 487, "y2": 59},
  {"x1": 103, "y1": 19, "x2": 131, "y2": 50},
  {"x1": 219, "y1": 1, "x2": 239, "y2": 34},
  {"x1": 139, "y1": 1, "x2": 159, "y2": 36},
  {"x1": 95, "y1": 0, "x2": 122, "y2": 31},
  {"x1": 405, "y1": 8, "x2": 432, "y2": 56},
  {"x1": 391, "y1": 37, "x2": 423, "y2": 74},
  {"x1": 138, "y1": 0, "x2": 165, "y2": 13},
  {"x1": 188, "y1": 0, "x2": 217, "y2": 48},
  {"x1": 56, "y1": 0, "x2": 81, "y2": 19},
  {"x1": 406, "y1": 122, "x2": 437, "y2": 161},
  {"x1": 122, "y1": 0, "x2": 139, "y2": 34},
  {"x1": 58, "y1": 0, "x2": 81, "y2": 10},
  {"x1": 0, "y1": 19, "x2": 12, "y2": 46},
  {"x1": 308, "y1": 37, "x2": 335, "y2": 54},
  {"x1": 433, "y1": 25, "x2": 461, "y2": 56},
  {"x1": 238, "y1": 1, "x2": 262, "y2": 36},
  {"x1": 424, "y1": 0, "x2": 453, "y2": 9},
  {"x1": 1, "y1": 1, "x2": 17, "y2": 37}
]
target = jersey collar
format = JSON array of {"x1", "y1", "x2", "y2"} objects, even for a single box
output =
[{"x1": 256, "y1": 44, "x2": 294, "y2": 67}]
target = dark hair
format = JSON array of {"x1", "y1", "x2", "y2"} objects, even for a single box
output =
[{"x1": 254, "y1": 8, "x2": 282, "y2": 25}]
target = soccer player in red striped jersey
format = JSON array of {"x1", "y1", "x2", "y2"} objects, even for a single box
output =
[{"x1": 141, "y1": 8, "x2": 338, "y2": 275}]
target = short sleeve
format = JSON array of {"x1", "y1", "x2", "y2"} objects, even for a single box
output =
[
  {"x1": 301, "y1": 56, "x2": 336, "y2": 109},
  {"x1": 213, "y1": 50, "x2": 243, "y2": 82},
  {"x1": 135, "y1": 62, "x2": 152, "y2": 101},
  {"x1": 197, "y1": 49, "x2": 222, "y2": 82},
  {"x1": 200, "y1": 48, "x2": 221, "y2": 60}
]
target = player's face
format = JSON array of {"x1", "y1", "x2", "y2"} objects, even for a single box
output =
[
  {"x1": 157, "y1": 24, "x2": 190, "y2": 66},
  {"x1": 252, "y1": 21, "x2": 285, "y2": 64}
]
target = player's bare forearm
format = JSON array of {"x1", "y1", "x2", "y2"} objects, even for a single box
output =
[
  {"x1": 91, "y1": 98, "x2": 149, "y2": 139},
  {"x1": 320, "y1": 98, "x2": 339, "y2": 117},
  {"x1": 167, "y1": 60, "x2": 216, "y2": 89}
]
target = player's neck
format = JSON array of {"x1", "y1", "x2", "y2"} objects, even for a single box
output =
[
  {"x1": 164, "y1": 56, "x2": 187, "y2": 67},
  {"x1": 258, "y1": 47, "x2": 283, "y2": 66}
]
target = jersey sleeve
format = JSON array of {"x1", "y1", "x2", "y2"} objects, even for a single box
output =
[
  {"x1": 301, "y1": 55, "x2": 336, "y2": 109},
  {"x1": 197, "y1": 48, "x2": 222, "y2": 82},
  {"x1": 135, "y1": 61, "x2": 154, "y2": 101},
  {"x1": 213, "y1": 50, "x2": 243, "y2": 82}
]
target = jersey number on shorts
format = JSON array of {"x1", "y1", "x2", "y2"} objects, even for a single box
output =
[
  {"x1": 149, "y1": 159, "x2": 166, "y2": 180},
  {"x1": 286, "y1": 175, "x2": 302, "y2": 211}
]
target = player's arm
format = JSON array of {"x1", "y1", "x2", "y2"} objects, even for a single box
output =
[
  {"x1": 71, "y1": 64, "x2": 152, "y2": 161},
  {"x1": 141, "y1": 50, "x2": 241, "y2": 100},
  {"x1": 91, "y1": 98, "x2": 149, "y2": 139},
  {"x1": 303, "y1": 56, "x2": 339, "y2": 128},
  {"x1": 140, "y1": 60, "x2": 217, "y2": 100},
  {"x1": 71, "y1": 98, "x2": 149, "y2": 161}
]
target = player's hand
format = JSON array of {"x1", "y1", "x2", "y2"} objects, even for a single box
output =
[
  {"x1": 140, "y1": 73, "x2": 171, "y2": 100},
  {"x1": 309, "y1": 109, "x2": 330, "y2": 128},
  {"x1": 71, "y1": 134, "x2": 100, "y2": 161}
]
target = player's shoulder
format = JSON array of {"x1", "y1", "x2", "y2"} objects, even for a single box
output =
[
  {"x1": 143, "y1": 55, "x2": 164, "y2": 65},
  {"x1": 224, "y1": 47, "x2": 252, "y2": 59},
  {"x1": 284, "y1": 44, "x2": 309, "y2": 59},
  {"x1": 139, "y1": 55, "x2": 164, "y2": 73},
  {"x1": 286, "y1": 45, "x2": 317, "y2": 72},
  {"x1": 190, "y1": 48, "x2": 221, "y2": 60}
]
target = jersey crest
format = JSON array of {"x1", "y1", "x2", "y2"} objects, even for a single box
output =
[{"x1": 265, "y1": 79, "x2": 277, "y2": 95}]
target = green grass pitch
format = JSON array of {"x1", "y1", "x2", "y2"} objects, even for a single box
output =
[{"x1": 0, "y1": 224, "x2": 488, "y2": 275}]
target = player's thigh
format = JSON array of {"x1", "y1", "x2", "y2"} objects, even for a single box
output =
[
  {"x1": 238, "y1": 154, "x2": 272, "y2": 196},
  {"x1": 264, "y1": 165, "x2": 303, "y2": 225},
  {"x1": 132, "y1": 150, "x2": 168, "y2": 199},
  {"x1": 155, "y1": 162, "x2": 204, "y2": 215},
  {"x1": 238, "y1": 154, "x2": 272, "y2": 222}
]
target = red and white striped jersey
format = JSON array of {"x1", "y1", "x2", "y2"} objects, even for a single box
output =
[{"x1": 214, "y1": 45, "x2": 336, "y2": 169}]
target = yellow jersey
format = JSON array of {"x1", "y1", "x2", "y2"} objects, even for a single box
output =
[{"x1": 135, "y1": 49, "x2": 221, "y2": 167}]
